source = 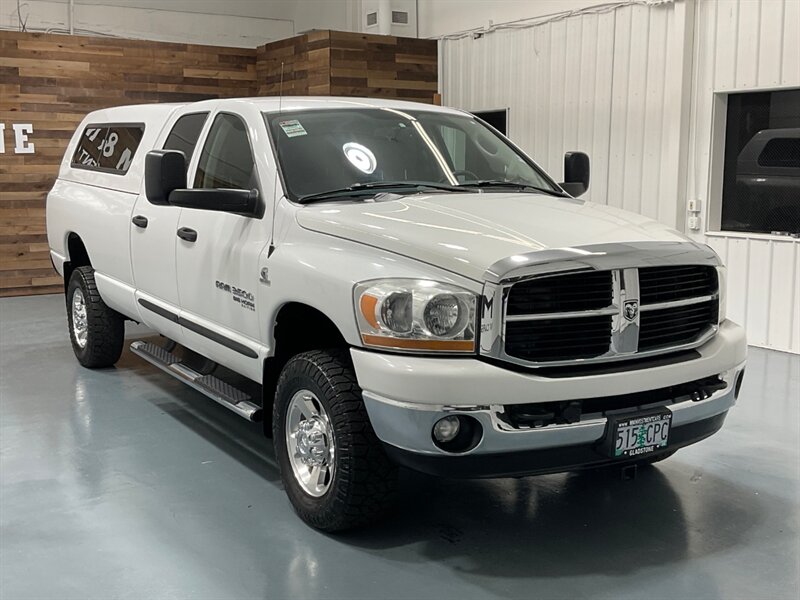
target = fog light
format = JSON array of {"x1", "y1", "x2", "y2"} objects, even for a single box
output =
[{"x1": 433, "y1": 416, "x2": 461, "y2": 443}]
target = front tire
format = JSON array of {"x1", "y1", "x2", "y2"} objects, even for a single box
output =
[
  {"x1": 273, "y1": 349, "x2": 398, "y2": 532},
  {"x1": 66, "y1": 266, "x2": 125, "y2": 368}
]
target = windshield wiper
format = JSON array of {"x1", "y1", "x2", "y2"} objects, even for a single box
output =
[
  {"x1": 459, "y1": 180, "x2": 568, "y2": 197},
  {"x1": 298, "y1": 181, "x2": 474, "y2": 204}
]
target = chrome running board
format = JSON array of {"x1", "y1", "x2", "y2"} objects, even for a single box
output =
[{"x1": 130, "y1": 340, "x2": 262, "y2": 422}]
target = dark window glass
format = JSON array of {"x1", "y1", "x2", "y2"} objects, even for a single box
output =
[
  {"x1": 194, "y1": 113, "x2": 256, "y2": 190},
  {"x1": 71, "y1": 124, "x2": 144, "y2": 174},
  {"x1": 472, "y1": 110, "x2": 508, "y2": 136},
  {"x1": 721, "y1": 89, "x2": 800, "y2": 235},
  {"x1": 266, "y1": 108, "x2": 554, "y2": 200},
  {"x1": 163, "y1": 112, "x2": 208, "y2": 165},
  {"x1": 758, "y1": 138, "x2": 800, "y2": 169}
]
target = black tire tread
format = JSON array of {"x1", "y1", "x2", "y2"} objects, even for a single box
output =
[
  {"x1": 67, "y1": 266, "x2": 125, "y2": 368},
  {"x1": 274, "y1": 349, "x2": 398, "y2": 532}
]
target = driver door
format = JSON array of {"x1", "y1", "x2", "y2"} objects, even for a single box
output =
[{"x1": 175, "y1": 111, "x2": 270, "y2": 381}]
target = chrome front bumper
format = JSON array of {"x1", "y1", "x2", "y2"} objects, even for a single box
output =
[
  {"x1": 353, "y1": 320, "x2": 747, "y2": 461},
  {"x1": 362, "y1": 361, "x2": 745, "y2": 457}
]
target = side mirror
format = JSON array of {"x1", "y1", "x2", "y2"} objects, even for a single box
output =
[
  {"x1": 559, "y1": 151, "x2": 590, "y2": 197},
  {"x1": 145, "y1": 150, "x2": 186, "y2": 205},
  {"x1": 168, "y1": 188, "x2": 259, "y2": 215}
]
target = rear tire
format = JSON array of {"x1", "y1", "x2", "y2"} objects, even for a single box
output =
[
  {"x1": 66, "y1": 266, "x2": 125, "y2": 368},
  {"x1": 273, "y1": 349, "x2": 398, "y2": 532}
]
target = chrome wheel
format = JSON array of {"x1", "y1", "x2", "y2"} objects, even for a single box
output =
[
  {"x1": 286, "y1": 389, "x2": 335, "y2": 497},
  {"x1": 71, "y1": 288, "x2": 88, "y2": 349}
]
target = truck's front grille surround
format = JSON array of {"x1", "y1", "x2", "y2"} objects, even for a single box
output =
[{"x1": 501, "y1": 265, "x2": 719, "y2": 366}]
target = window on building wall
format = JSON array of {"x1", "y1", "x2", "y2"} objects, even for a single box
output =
[
  {"x1": 472, "y1": 110, "x2": 508, "y2": 136},
  {"x1": 720, "y1": 89, "x2": 800, "y2": 236}
]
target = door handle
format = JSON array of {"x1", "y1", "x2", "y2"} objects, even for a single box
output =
[
  {"x1": 131, "y1": 215, "x2": 148, "y2": 228},
  {"x1": 177, "y1": 227, "x2": 198, "y2": 243}
]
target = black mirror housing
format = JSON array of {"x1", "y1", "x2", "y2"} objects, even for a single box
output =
[
  {"x1": 560, "y1": 151, "x2": 590, "y2": 197},
  {"x1": 145, "y1": 150, "x2": 186, "y2": 205},
  {"x1": 168, "y1": 188, "x2": 259, "y2": 216}
]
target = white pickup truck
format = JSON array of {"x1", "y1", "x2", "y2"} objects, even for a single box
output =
[{"x1": 47, "y1": 97, "x2": 747, "y2": 531}]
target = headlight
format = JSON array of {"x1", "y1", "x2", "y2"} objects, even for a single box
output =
[
  {"x1": 716, "y1": 265, "x2": 727, "y2": 323},
  {"x1": 354, "y1": 279, "x2": 477, "y2": 353}
]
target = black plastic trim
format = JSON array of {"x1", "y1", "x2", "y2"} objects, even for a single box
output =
[
  {"x1": 176, "y1": 227, "x2": 198, "y2": 242},
  {"x1": 179, "y1": 318, "x2": 258, "y2": 359},
  {"x1": 138, "y1": 298, "x2": 178, "y2": 322},
  {"x1": 137, "y1": 299, "x2": 258, "y2": 359}
]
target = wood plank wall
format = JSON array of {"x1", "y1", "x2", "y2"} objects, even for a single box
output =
[
  {"x1": 0, "y1": 29, "x2": 438, "y2": 297},
  {"x1": 258, "y1": 31, "x2": 438, "y2": 103},
  {"x1": 257, "y1": 30, "x2": 332, "y2": 95},
  {"x1": 0, "y1": 31, "x2": 257, "y2": 297}
]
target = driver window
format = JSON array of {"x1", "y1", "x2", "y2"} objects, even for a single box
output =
[{"x1": 194, "y1": 113, "x2": 256, "y2": 190}]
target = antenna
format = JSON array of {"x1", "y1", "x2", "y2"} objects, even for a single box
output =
[
  {"x1": 267, "y1": 61, "x2": 285, "y2": 259},
  {"x1": 278, "y1": 60, "x2": 285, "y2": 114}
]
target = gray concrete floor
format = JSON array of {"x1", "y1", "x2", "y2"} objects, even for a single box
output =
[{"x1": 1, "y1": 294, "x2": 798, "y2": 600}]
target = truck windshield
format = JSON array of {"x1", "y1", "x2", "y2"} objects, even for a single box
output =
[{"x1": 264, "y1": 108, "x2": 561, "y2": 202}]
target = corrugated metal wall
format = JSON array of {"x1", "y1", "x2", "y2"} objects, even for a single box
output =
[
  {"x1": 440, "y1": 0, "x2": 800, "y2": 353},
  {"x1": 440, "y1": 0, "x2": 690, "y2": 225},
  {"x1": 688, "y1": 0, "x2": 800, "y2": 353}
]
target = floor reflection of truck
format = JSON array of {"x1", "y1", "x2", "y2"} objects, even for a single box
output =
[{"x1": 730, "y1": 128, "x2": 800, "y2": 235}]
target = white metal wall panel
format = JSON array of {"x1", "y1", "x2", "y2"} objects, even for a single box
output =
[
  {"x1": 688, "y1": 0, "x2": 800, "y2": 353},
  {"x1": 440, "y1": 2, "x2": 686, "y2": 224},
  {"x1": 440, "y1": 0, "x2": 799, "y2": 353}
]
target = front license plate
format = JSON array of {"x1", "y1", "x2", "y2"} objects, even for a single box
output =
[{"x1": 607, "y1": 409, "x2": 672, "y2": 458}]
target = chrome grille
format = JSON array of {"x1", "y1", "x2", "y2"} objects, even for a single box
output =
[
  {"x1": 505, "y1": 315, "x2": 612, "y2": 362},
  {"x1": 501, "y1": 266, "x2": 719, "y2": 366},
  {"x1": 507, "y1": 270, "x2": 613, "y2": 315},
  {"x1": 639, "y1": 299, "x2": 719, "y2": 351},
  {"x1": 639, "y1": 265, "x2": 718, "y2": 304}
]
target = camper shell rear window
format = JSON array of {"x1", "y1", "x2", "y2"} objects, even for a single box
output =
[{"x1": 71, "y1": 123, "x2": 145, "y2": 174}]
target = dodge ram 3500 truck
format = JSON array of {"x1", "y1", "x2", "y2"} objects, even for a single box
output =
[{"x1": 47, "y1": 97, "x2": 747, "y2": 531}]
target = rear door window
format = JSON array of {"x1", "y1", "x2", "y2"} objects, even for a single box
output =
[
  {"x1": 71, "y1": 124, "x2": 144, "y2": 174},
  {"x1": 163, "y1": 112, "x2": 209, "y2": 165}
]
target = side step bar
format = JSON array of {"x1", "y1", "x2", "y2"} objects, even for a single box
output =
[{"x1": 130, "y1": 341, "x2": 262, "y2": 422}]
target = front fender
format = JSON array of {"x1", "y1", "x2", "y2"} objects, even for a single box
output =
[{"x1": 258, "y1": 225, "x2": 481, "y2": 354}]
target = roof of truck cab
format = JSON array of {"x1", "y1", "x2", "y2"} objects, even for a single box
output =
[
  {"x1": 77, "y1": 98, "x2": 461, "y2": 123},
  {"x1": 81, "y1": 102, "x2": 188, "y2": 120},
  {"x1": 181, "y1": 96, "x2": 464, "y2": 115}
]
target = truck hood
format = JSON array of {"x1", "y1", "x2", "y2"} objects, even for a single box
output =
[{"x1": 296, "y1": 192, "x2": 687, "y2": 281}]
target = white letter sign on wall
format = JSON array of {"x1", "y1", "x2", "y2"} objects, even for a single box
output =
[
  {"x1": 12, "y1": 124, "x2": 35, "y2": 154},
  {"x1": 0, "y1": 123, "x2": 36, "y2": 154}
]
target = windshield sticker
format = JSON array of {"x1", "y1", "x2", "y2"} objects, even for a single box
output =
[
  {"x1": 279, "y1": 119, "x2": 307, "y2": 138},
  {"x1": 342, "y1": 142, "x2": 377, "y2": 174}
]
